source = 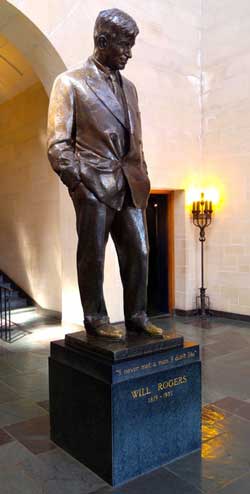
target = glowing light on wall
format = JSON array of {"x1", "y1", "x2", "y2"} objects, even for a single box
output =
[
  {"x1": 186, "y1": 185, "x2": 222, "y2": 211},
  {"x1": 203, "y1": 187, "x2": 219, "y2": 205}
]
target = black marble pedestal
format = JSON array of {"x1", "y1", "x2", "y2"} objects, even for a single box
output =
[{"x1": 49, "y1": 330, "x2": 201, "y2": 486}]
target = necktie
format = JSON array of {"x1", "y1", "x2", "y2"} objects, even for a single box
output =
[
  {"x1": 109, "y1": 73, "x2": 122, "y2": 102},
  {"x1": 109, "y1": 72, "x2": 130, "y2": 131}
]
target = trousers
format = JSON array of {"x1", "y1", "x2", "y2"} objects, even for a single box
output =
[{"x1": 70, "y1": 181, "x2": 149, "y2": 329}]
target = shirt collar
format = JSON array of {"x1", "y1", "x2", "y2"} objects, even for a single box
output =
[{"x1": 92, "y1": 56, "x2": 118, "y2": 79}]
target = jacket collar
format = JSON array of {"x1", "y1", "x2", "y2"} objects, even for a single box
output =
[{"x1": 85, "y1": 56, "x2": 133, "y2": 132}]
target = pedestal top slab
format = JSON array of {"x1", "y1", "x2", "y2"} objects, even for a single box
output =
[{"x1": 65, "y1": 329, "x2": 184, "y2": 362}]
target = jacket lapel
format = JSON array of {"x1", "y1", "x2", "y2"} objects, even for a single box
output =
[{"x1": 85, "y1": 57, "x2": 129, "y2": 130}]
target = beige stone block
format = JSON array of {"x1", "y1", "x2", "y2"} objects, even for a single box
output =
[
  {"x1": 238, "y1": 294, "x2": 250, "y2": 307},
  {"x1": 220, "y1": 286, "x2": 239, "y2": 305},
  {"x1": 239, "y1": 265, "x2": 250, "y2": 273},
  {"x1": 175, "y1": 290, "x2": 186, "y2": 308},
  {"x1": 175, "y1": 275, "x2": 186, "y2": 293},
  {"x1": 203, "y1": 5, "x2": 250, "y2": 55},
  {"x1": 224, "y1": 246, "x2": 245, "y2": 256},
  {"x1": 176, "y1": 266, "x2": 188, "y2": 277},
  {"x1": 230, "y1": 304, "x2": 250, "y2": 316},
  {"x1": 239, "y1": 255, "x2": 250, "y2": 265},
  {"x1": 204, "y1": 98, "x2": 250, "y2": 134}
]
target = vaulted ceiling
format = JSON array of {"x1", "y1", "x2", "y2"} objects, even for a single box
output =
[{"x1": 0, "y1": 34, "x2": 38, "y2": 105}]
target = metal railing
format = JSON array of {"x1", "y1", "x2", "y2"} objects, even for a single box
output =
[{"x1": 0, "y1": 284, "x2": 12, "y2": 341}]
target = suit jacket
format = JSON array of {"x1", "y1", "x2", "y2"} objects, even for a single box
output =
[{"x1": 47, "y1": 56, "x2": 150, "y2": 210}]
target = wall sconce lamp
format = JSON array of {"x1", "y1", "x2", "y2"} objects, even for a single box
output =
[{"x1": 192, "y1": 192, "x2": 213, "y2": 318}]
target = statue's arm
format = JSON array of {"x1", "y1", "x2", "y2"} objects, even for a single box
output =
[
  {"x1": 134, "y1": 85, "x2": 149, "y2": 176},
  {"x1": 141, "y1": 148, "x2": 149, "y2": 176},
  {"x1": 47, "y1": 74, "x2": 81, "y2": 191}
]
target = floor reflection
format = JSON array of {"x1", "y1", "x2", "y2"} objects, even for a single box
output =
[{"x1": 0, "y1": 313, "x2": 250, "y2": 493}]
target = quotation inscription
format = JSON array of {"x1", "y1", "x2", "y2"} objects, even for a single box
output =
[
  {"x1": 131, "y1": 375, "x2": 188, "y2": 404},
  {"x1": 115, "y1": 350, "x2": 197, "y2": 378}
]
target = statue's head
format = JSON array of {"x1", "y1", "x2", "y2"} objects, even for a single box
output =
[{"x1": 94, "y1": 8, "x2": 139, "y2": 70}]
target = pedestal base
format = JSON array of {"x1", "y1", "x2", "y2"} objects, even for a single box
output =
[{"x1": 49, "y1": 331, "x2": 201, "y2": 486}]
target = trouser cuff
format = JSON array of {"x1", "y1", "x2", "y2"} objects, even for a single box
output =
[
  {"x1": 125, "y1": 312, "x2": 148, "y2": 331},
  {"x1": 84, "y1": 315, "x2": 110, "y2": 330}
]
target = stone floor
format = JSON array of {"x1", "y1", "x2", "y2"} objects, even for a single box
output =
[{"x1": 0, "y1": 310, "x2": 250, "y2": 493}]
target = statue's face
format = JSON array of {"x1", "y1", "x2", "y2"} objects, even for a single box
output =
[{"x1": 104, "y1": 33, "x2": 136, "y2": 70}]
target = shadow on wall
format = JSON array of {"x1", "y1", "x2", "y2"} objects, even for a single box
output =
[
  {"x1": 1, "y1": 213, "x2": 61, "y2": 309},
  {"x1": 0, "y1": 2, "x2": 66, "y2": 312}
]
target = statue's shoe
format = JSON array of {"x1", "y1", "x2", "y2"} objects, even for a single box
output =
[
  {"x1": 126, "y1": 321, "x2": 164, "y2": 338},
  {"x1": 86, "y1": 323, "x2": 125, "y2": 340}
]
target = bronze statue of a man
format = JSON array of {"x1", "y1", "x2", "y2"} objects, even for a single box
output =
[{"x1": 47, "y1": 8, "x2": 163, "y2": 340}]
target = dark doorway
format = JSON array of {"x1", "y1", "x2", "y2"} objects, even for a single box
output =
[{"x1": 146, "y1": 194, "x2": 169, "y2": 316}]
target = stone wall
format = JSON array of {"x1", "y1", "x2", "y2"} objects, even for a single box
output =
[
  {"x1": 0, "y1": 82, "x2": 61, "y2": 312},
  {"x1": 202, "y1": 0, "x2": 250, "y2": 315}
]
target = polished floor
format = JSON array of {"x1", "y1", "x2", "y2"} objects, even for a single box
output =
[{"x1": 0, "y1": 310, "x2": 250, "y2": 493}]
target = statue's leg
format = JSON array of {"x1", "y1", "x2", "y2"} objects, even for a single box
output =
[
  {"x1": 111, "y1": 205, "x2": 149, "y2": 325},
  {"x1": 69, "y1": 184, "x2": 114, "y2": 329},
  {"x1": 111, "y1": 204, "x2": 164, "y2": 337}
]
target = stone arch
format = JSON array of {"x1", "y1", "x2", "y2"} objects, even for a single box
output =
[
  {"x1": 0, "y1": 1, "x2": 66, "y2": 95},
  {"x1": 0, "y1": 1, "x2": 66, "y2": 313}
]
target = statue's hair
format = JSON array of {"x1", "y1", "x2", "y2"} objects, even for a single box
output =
[{"x1": 94, "y1": 8, "x2": 139, "y2": 43}]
